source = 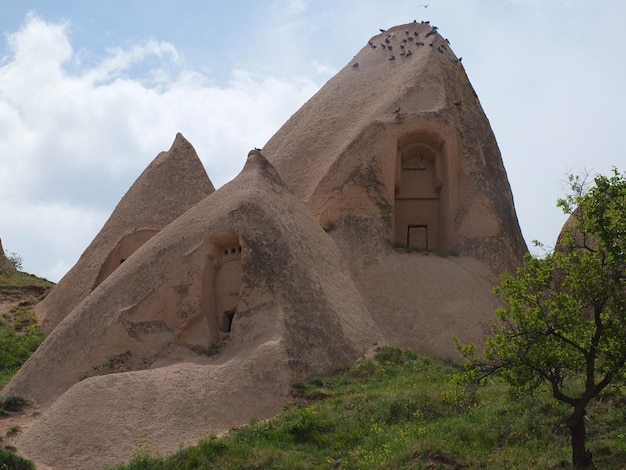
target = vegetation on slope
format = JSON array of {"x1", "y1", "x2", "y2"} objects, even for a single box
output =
[
  {"x1": 0, "y1": 269, "x2": 53, "y2": 387},
  {"x1": 0, "y1": 268, "x2": 53, "y2": 469},
  {"x1": 110, "y1": 346, "x2": 626, "y2": 469},
  {"x1": 0, "y1": 269, "x2": 54, "y2": 298}
]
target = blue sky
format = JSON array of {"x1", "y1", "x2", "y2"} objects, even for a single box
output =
[{"x1": 1, "y1": 0, "x2": 625, "y2": 281}]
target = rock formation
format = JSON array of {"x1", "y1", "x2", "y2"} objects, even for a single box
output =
[
  {"x1": 264, "y1": 22, "x2": 525, "y2": 271},
  {"x1": 3, "y1": 23, "x2": 527, "y2": 469},
  {"x1": 34, "y1": 133, "x2": 215, "y2": 331},
  {"x1": 0, "y1": 237, "x2": 17, "y2": 271},
  {"x1": 263, "y1": 22, "x2": 526, "y2": 351}
]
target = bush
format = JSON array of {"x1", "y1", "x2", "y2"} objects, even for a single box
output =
[
  {"x1": 0, "y1": 395, "x2": 26, "y2": 412},
  {"x1": 5, "y1": 252, "x2": 23, "y2": 271},
  {"x1": 0, "y1": 322, "x2": 46, "y2": 387},
  {"x1": 0, "y1": 447, "x2": 35, "y2": 470}
]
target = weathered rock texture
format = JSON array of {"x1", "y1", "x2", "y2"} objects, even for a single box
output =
[
  {"x1": 34, "y1": 133, "x2": 215, "y2": 332},
  {"x1": 264, "y1": 22, "x2": 525, "y2": 271},
  {"x1": 7, "y1": 150, "x2": 378, "y2": 469},
  {"x1": 0, "y1": 238, "x2": 17, "y2": 271},
  {"x1": 3, "y1": 23, "x2": 527, "y2": 469},
  {"x1": 263, "y1": 22, "x2": 526, "y2": 352}
]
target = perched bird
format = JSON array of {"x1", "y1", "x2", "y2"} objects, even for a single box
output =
[
  {"x1": 407, "y1": 36, "x2": 414, "y2": 41},
  {"x1": 437, "y1": 46, "x2": 443, "y2": 53},
  {"x1": 389, "y1": 55, "x2": 396, "y2": 60},
  {"x1": 394, "y1": 107, "x2": 401, "y2": 113},
  {"x1": 445, "y1": 38, "x2": 450, "y2": 44},
  {"x1": 368, "y1": 40, "x2": 374, "y2": 46},
  {"x1": 381, "y1": 43, "x2": 386, "y2": 49},
  {"x1": 379, "y1": 28, "x2": 387, "y2": 32},
  {"x1": 388, "y1": 45, "x2": 393, "y2": 50},
  {"x1": 400, "y1": 44, "x2": 405, "y2": 49},
  {"x1": 400, "y1": 51, "x2": 405, "y2": 57},
  {"x1": 425, "y1": 30, "x2": 436, "y2": 38},
  {"x1": 406, "y1": 50, "x2": 412, "y2": 57},
  {"x1": 405, "y1": 30, "x2": 410, "y2": 35},
  {"x1": 352, "y1": 62, "x2": 359, "y2": 68},
  {"x1": 385, "y1": 38, "x2": 390, "y2": 43},
  {"x1": 414, "y1": 31, "x2": 419, "y2": 36},
  {"x1": 429, "y1": 42, "x2": 433, "y2": 47}
]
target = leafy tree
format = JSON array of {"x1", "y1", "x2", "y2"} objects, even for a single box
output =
[
  {"x1": 6, "y1": 251, "x2": 23, "y2": 271},
  {"x1": 457, "y1": 169, "x2": 626, "y2": 469}
]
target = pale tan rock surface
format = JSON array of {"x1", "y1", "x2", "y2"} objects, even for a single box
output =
[
  {"x1": 34, "y1": 133, "x2": 215, "y2": 332},
  {"x1": 7, "y1": 150, "x2": 379, "y2": 468},
  {"x1": 262, "y1": 22, "x2": 526, "y2": 358},
  {"x1": 0, "y1": 237, "x2": 16, "y2": 271},
  {"x1": 3, "y1": 22, "x2": 528, "y2": 469}
]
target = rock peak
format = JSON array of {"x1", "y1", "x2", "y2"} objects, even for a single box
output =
[{"x1": 0, "y1": 237, "x2": 16, "y2": 271}]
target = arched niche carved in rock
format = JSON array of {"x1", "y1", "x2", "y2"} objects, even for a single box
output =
[
  {"x1": 201, "y1": 229, "x2": 243, "y2": 345},
  {"x1": 94, "y1": 230, "x2": 159, "y2": 288},
  {"x1": 394, "y1": 140, "x2": 446, "y2": 250}
]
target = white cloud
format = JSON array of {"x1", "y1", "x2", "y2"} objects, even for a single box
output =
[{"x1": 0, "y1": 15, "x2": 320, "y2": 281}]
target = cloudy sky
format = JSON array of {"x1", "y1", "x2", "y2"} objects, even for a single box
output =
[{"x1": 1, "y1": 0, "x2": 624, "y2": 281}]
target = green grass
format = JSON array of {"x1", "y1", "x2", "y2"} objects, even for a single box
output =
[
  {"x1": 0, "y1": 317, "x2": 46, "y2": 387},
  {"x1": 108, "y1": 346, "x2": 626, "y2": 469},
  {"x1": 0, "y1": 269, "x2": 52, "y2": 387},
  {"x1": 0, "y1": 269, "x2": 52, "y2": 468},
  {"x1": 0, "y1": 447, "x2": 35, "y2": 470},
  {"x1": 0, "y1": 269, "x2": 54, "y2": 298}
]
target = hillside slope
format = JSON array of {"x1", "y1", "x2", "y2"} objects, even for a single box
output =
[{"x1": 0, "y1": 269, "x2": 54, "y2": 467}]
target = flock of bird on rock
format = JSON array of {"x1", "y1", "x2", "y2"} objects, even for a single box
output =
[
  {"x1": 348, "y1": 18, "x2": 473, "y2": 117},
  {"x1": 352, "y1": 20, "x2": 462, "y2": 69}
]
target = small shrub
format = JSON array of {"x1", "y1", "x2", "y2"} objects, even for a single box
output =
[
  {"x1": 375, "y1": 345, "x2": 418, "y2": 365},
  {"x1": 5, "y1": 426, "x2": 20, "y2": 437},
  {"x1": 0, "y1": 395, "x2": 26, "y2": 412},
  {"x1": 5, "y1": 252, "x2": 23, "y2": 271},
  {"x1": 280, "y1": 407, "x2": 331, "y2": 444},
  {"x1": 0, "y1": 447, "x2": 35, "y2": 470}
]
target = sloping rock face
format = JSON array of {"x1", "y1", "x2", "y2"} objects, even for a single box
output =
[
  {"x1": 0, "y1": 238, "x2": 16, "y2": 271},
  {"x1": 6, "y1": 151, "x2": 379, "y2": 469},
  {"x1": 263, "y1": 22, "x2": 527, "y2": 351},
  {"x1": 4, "y1": 22, "x2": 528, "y2": 470},
  {"x1": 35, "y1": 133, "x2": 215, "y2": 332},
  {"x1": 263, "y1": 22, "x2": 525, "y2": 270}
]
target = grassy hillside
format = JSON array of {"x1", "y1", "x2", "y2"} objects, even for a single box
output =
[
  {"x1": 0, "y1": 269, "x2": 54, "y2": 387},
  {"x1": 110, "y1": 346, "x2": 626, "y2": 469},
  {"x1": 0, "y1": 269, "x2": 53, "y2": 469},
  {"x1": 0, "y1": 269, "x2": 54, "y2": 298}
]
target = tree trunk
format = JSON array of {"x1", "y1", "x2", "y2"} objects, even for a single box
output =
[{"x1": 567, "y1": 409, "x2": 593, "y2": 469}]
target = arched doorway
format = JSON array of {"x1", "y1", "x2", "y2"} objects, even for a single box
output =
[
  {"x1": 394, "y1": 144, "x2": 442, "y2": 249},
  {"x1": 200, "y1": 230, "x2": 243, "y2": 345}
]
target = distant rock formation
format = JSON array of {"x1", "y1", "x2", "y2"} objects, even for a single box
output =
[
  {"x1": 4, "y1": 23, "x2": 527, "y2": 469},
  {"x1": 0, "y1": 238, "x2": 17, "y2": 271}
]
